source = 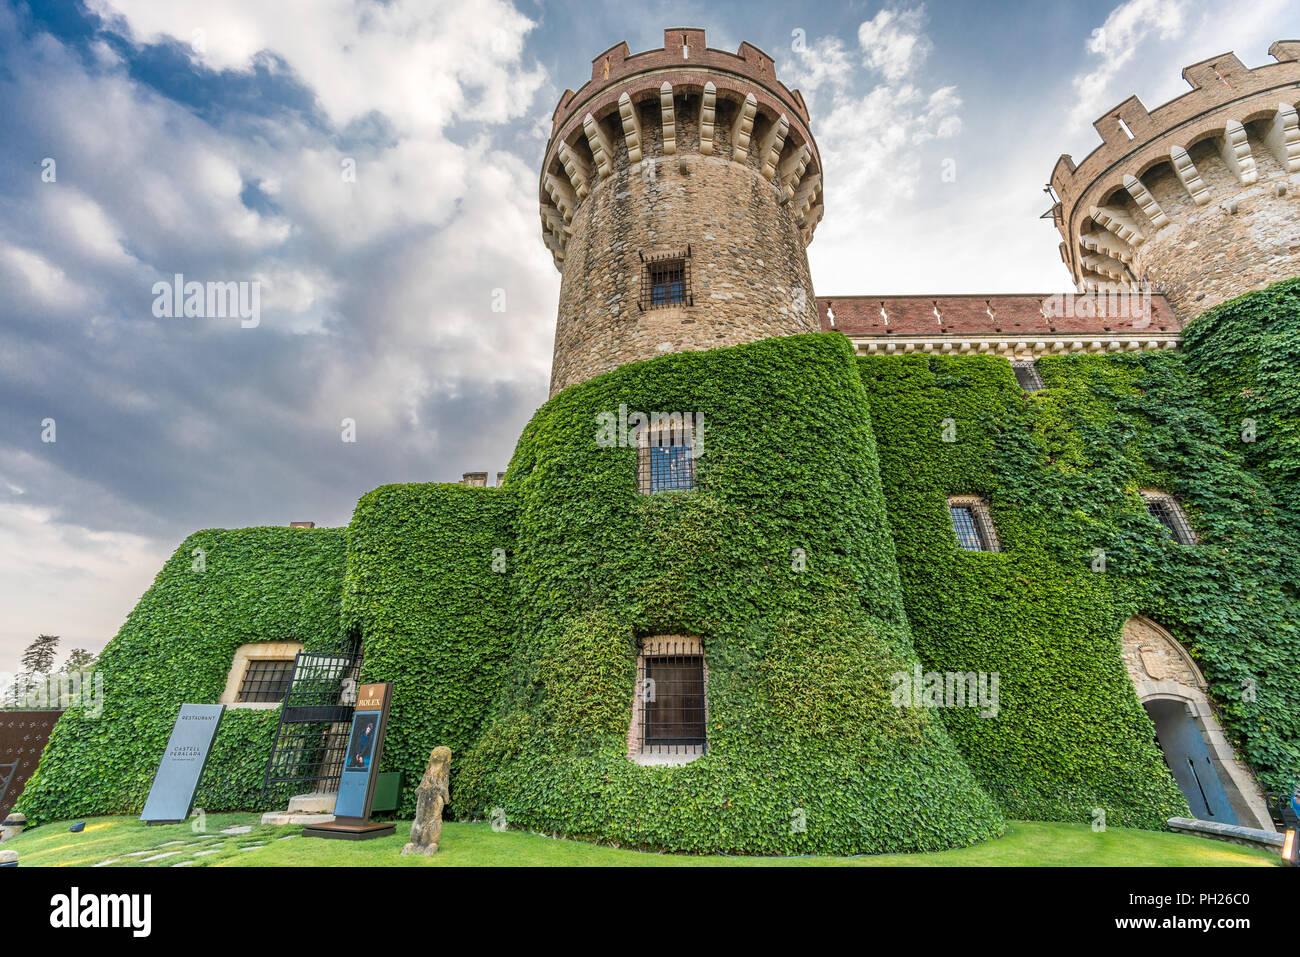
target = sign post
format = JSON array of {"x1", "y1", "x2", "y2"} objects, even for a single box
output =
[
  {"x1": 303, "y1": 682, "x2": 395, "y2": 840},
  {"x1": 140, "y1": 704, "x2": 224, "y2": 824}
]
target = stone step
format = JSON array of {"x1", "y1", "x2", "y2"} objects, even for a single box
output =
[
  {"x1": 261, "y1": 812, "x2": 336, "y2": 826},
  {"x1": 287, "y1": 792, "x2": 337, "y2": 814}
]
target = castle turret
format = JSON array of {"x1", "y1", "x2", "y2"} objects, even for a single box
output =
[
  {"x1": 1051, "y1": 41, "x2": 1300, "y2": 323},
  {"x1": 539, "y1": 28, "x2": 824, "y2": 395}
]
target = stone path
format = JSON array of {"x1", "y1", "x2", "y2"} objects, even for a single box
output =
[{"x1": 88, "y1": 822, "x2": 297, "y2": 866}]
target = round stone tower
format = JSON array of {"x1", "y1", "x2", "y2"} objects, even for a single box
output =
[
  {"x1": 1051, "y1": 41, "x2": 1300, "y2": 324},
  {"x1": 539, "y1": 28, "x2": 824, "y2": 396}
]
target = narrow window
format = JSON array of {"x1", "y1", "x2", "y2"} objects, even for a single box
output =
[
  {"x1": 1012, "y1": 359, "x2": 1044, "y2": 392},
  {"x1": 639, "y1": 248, "x2": 692, "y2": 310},
  {"x1": 1140, "y1": 491, "x2": 1196, "y2": 545},
  {"x1": 948, "y1": 496, "x2": 1001, "y2": 552},
  {"x1": 637, "y1": 419, "x2": 698, "y2": 493},
  {"x1": 236, "y1": 658, "x2": 296, "y2": 703},
  {"x1": 629, "y1": 636, "x2": 707, "y2": 765}
]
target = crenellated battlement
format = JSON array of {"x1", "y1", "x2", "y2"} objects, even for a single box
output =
[
  {"x1": 540, "y1": 28, "x2": 824, "y2": 396},
  {"x1": 552, "y1": 28, "x2": 811, "y2": 134},
  {"x1": 537, "y1": 28, "x2": 824, "y2": 272},
  {"x1": 1050, "y1": 41, "x2": 1300, "y2": 320}
]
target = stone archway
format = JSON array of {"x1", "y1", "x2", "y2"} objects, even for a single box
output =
[{"x1": 1120, "y1": 616, "x2": 1273, "y2": 830}]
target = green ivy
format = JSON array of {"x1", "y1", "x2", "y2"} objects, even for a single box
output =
[
  {"x1": 1182, "y1": 276, "x2": 1300, "y2": 518},
  {"x1": 22, "y1": 308, "x2": 1297, "y2": 849},
  {"x1": 456, "y1": 333, "x2": 1006, "y2": 854},
  {"x1": 342, "y1": 483, "x2": 515, "y2": 817},
  {"x1": 857, "y1": 346, "x2": 1300, "y2": 824},
  {"x1": 17, "y1": 527, "x2": 346, "y2": 825}
]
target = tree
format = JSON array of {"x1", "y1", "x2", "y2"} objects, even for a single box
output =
[
  {"x1": 21, "y1": 634, "x2": 60, "y2": 676},
  {"x1": 9, "y1": 634, "x2": 60, "y2": 708},
  {"x1": 59, "y1": 648, "x2": 97, "y2": 673}
]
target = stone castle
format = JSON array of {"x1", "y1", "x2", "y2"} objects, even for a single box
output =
[
  {"x1": 17, "y1": 27, "x2": 1300, "y2": 854},
  {"x1": 536, "y1": 29, "x2": 1300, "y2": 383}
]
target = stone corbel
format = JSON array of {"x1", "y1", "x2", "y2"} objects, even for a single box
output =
[
  {"x1": 1170, "y1": 146, "x2": 1211, "y2": 205},
  {"x1": 731, "y1": 93, "x2": 757, "y2": 163},
  {"x1": 659, "y1": 83, "x2": 676, "y2": 155},
  {"x1": 618, "y1": 93, "x2": 643, "y2": 164},
  {"x1": 1265, "y1": 102, "x2": 1300, "y2": 173},
  {"x1": 1218, "y1": 119, "x2": 1257, "y2": 185},
  {"x1": 583, "y1": 112, "x2": 614, "y2": 180}
]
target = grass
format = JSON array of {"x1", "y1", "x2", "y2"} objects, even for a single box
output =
[{"x1": 3, "y1": 814, "x2": 1281, "y2": 867}]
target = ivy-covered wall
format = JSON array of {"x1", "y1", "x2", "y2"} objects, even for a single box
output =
[
  {"x1": 17, "y1": 527, "x2": 347, "y2": 824},
  {"x1": 858, "y1": 348, "x2": 1300, "y2": 825},
  {"x1": 457, "y1": 333, "x2": 1006, "y2": 854},
  {"x1": 343, "y1": 483, "x2": 514, "y2": 817},
  {"x1": 20, "y1": 312, "x2": 1298, "y2": 848},
  {"x1": 1182, "y1": 276, "x2": 1300, "y2": 518}
]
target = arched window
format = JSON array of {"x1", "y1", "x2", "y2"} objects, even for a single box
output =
[
  {"x1": 1011, "y1": 359, "x2": 1044, "y2": 392},
  {"x1": 1140, "y1": 490, "x2": 1196, "y2": 545},
  {"x1": 628, "y1": 636, "x2": 706, "y2": 765}
]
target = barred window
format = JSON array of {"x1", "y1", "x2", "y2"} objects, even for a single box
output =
[
  {"x1": 1012, "y1": 359, "x2": 1044, "y2": 392},
  {"x1": 948, "y1": 496, "x2": 1000, "y2": 552},
  {"x1": 630, "y1": 636, "x2": 707, "y2": 765},
  {"x1": 638, "y1": 247, "x2": 692, "y2": 310},
  {"x1": 644, "y1": 656, "x2": 706, "y2": 745},
  {"x1": 637, "y1": 421, "x2": 698, "y2": 493},
  {"x1": 1141, "y1": 491, "x2": 1196, "y2": 545},
  {"x1": 236, "y1": 658, "x2": 295, "y2": 703}
]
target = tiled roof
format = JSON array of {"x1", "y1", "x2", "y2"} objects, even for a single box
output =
[{"x1": 818, "y1": 294, "x2": 1179, "y2": 337}]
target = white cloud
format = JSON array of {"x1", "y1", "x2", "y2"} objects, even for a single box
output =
[
  {"x1": 87, "y1": 0, "x2": 546, "y2": 135},
  {"x1": 1062, "y1": 0, "x2": 1290, "y2": 156},
  {"x1": 1068, "y1": 0, "x2": 1189, "y2": 131},
  {"x1": 0, "y1": 244, "x2": 87, "y2": 309},
  {"x1": 0, "y1": 502, "x2": 172, "y2": 673},
  {"x1": 0, "y1": 0, "x2": 558, "y2": 661},
  {"x1": 781, "y1": 10, "x2": 964, "y2": 294},
  {"x1": 858, "y1": 6, "x2": 934, "y2": 81}
]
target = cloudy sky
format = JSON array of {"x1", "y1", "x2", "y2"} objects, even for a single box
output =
[{"x1": 0, "y1": 0, "x2": 1291, "y2": 671}]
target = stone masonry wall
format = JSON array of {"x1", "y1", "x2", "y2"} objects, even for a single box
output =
[
  {"x1": 549, "y1": 100, "x2": 819, "y2": 395},
  {"x1": 1130, "y1": 133, "x2": 1300, "y2": 320}
]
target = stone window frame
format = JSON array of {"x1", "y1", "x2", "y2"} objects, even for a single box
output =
[
  {"x1": 1139, "y1": 489, "x2": 1197, "y2": 545},
  {"x1": 627, "y1": 635, "x2": 708, "y2": 767},
  {"x1": 219, "y1": 642, "x2": 303, "y2": 709},
  {"x1": 637, "y1": 246, "x2": 693, "y2": 311},
  {"x1": 1011, "y1": 359, "x2": 1045, "y2": 392},
  {"x1": 947, "y1": 495, "x2": 1001, "y2": 552},
  {"x1": 636, "y1": 417, "x2": 699, "y2": 494}
]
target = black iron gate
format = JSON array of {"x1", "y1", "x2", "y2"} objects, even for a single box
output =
[{"x1": 260, "y1": 639, "x2": 362, "y2": 803}]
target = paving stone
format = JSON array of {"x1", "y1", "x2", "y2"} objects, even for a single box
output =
[{"x1": 141, "y1": 851, "x2": 181, "y2": 862}]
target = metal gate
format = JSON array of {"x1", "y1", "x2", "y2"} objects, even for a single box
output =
[{"x1": 259, "y1": 640, "x2": 362, "y2": 804}]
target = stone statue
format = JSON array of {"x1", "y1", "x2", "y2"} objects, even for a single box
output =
[{"x1": 401, "y1": 746, "x2": 451, "y2": 855}]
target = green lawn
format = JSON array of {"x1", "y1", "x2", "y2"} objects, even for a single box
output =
[{"x1": 3, "y1": 814, "x2": 1281, "y2": 866}]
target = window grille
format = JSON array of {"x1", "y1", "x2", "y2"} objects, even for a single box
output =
[
  {"x1": 236, "y1": 658, "x2": 296, "y2": 703},
  {"x1": 638, "y1": 443, "x2": 696, "y2": 492},
  {"x1": 259, "y1": 640, "x2": 363, "y2": 803},
  {"x1": 1012, "y1": 359, "x2": 1044, "y2": 392},
  {"x1": 948, "y1": 496, "x2": 1000, "y2": 552},
  {"x1": 642, "y1": 653, "x2": 705, "y2": 748},
  {"x1": 638, "y1": 247, "x2": 692, "y2": 310},
  {"x1": 1141, "y1": 491, "x2": 1196, "y2": 545}
]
